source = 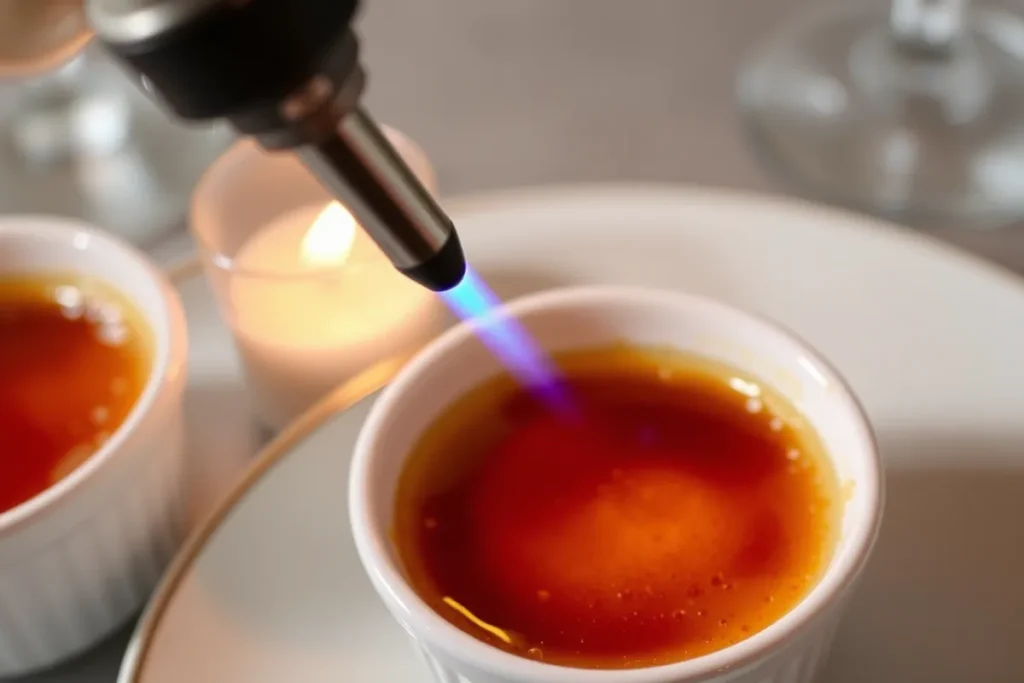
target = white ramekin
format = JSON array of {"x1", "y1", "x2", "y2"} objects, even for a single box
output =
[
  {"x1": 0, "y1": 216, "x2": 188, "y2": 677},
  {"x1": 350, "y1": 285, "x2": 883, "y2": 683}
]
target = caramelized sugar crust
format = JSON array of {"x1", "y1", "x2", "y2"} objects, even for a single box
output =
[{"x1": 395, "y1": 346, "x2": 839, "y2": 669}]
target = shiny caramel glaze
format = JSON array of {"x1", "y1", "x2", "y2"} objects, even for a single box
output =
[
  {"x1": 0, "y1": 274, "x2": 150, "y2": 514},
  {"x1": 394, "y1": 345, "x2": 840, "y2": 669}
]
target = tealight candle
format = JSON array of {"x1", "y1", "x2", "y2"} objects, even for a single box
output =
[
  {"x1": 231, "y1": 202, "x2": 440, "y2": 428},
  {"x1": 192, "y1": 127, "x2": 444, "y2": 431}
]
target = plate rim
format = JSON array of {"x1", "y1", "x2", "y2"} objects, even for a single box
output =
[
  {"x1": 116, "y1": 354, "x2": 407, "y2": 683},
  {"x1": 164, "y1": 257, "x2": 203, "y2": 286},
  {"x1": 445, "y1": 182, "x2": 1024, "y2": 294},
  {"x1": 120, "y1": 182, "x2": 1024, "y2": 683}
]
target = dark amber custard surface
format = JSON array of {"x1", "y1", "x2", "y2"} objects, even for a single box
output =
[
  {"x1": 394, "y1": 345, "x2": 839, "y2": 669},
  {"x1": 0, "y1": 275, "x2": 150, "y2": 514}
]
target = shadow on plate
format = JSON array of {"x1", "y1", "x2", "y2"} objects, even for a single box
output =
[{"x1": 824, "y1": 432, "x2": 1024, "y2": 682}]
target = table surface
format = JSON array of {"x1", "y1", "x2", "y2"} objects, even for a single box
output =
[{"x1": 13, "y1": 0, "x2": 1024, "y2": 681}]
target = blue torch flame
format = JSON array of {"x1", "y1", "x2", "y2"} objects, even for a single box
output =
[{"x1": 439, "y1": 267, "x2": 569, "y2": 411}]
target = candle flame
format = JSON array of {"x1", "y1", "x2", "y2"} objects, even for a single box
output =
[{"x1": 300, "y1": 202, "x2": 357, "y2": 267}]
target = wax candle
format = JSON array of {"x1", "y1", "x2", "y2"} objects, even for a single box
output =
[{"x1": 230, "y1": 201, "x2": 442, "y2": 430}]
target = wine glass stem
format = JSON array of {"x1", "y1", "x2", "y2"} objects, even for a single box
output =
[
  {"x1": 890, "y1": 0, "x2": 967, "y2": 56},
  {"x1": 6, "y1": 45, "x2": 132, "y2": 164}
]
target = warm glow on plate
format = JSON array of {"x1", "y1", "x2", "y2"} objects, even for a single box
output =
[{"x1": 300, "y1": 202, "x2": 357, "y2": 268}]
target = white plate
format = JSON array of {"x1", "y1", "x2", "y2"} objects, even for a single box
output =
[
  {"x1": 167, "y1": 260, "x2": 262, "y2": 529},
  {"x1": 123, "y1": 185, "x2": 1024, "y2": 683}
]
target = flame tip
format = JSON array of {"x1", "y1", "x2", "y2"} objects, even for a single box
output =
[{"x1": 300, "y1": 201, "x2": 357, "y2": 267}]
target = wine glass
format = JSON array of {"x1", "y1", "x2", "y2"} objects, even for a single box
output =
[
  {"x1": 737, "y1": 0, "x2": 1024, "y2": 229},
  {"x1": 0, "y1": 1, "x2": 234, "y2": 246},
  {"x1": 0, "y1": 0, "x2": 91, "y2": 78}
]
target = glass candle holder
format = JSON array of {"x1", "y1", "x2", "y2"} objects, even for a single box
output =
[{"x1": 192, "y1": 127, "x2": 446, "y2": 432}]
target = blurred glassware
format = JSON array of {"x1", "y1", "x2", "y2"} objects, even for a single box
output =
[
  {"x1": 737, "y1": 0, "x2": 1024, "y2": 229},
  {"x1": 0, "y1": 38, "x2": 234, "y2": 247},
  {"x1": 0, "y1": 0, "x2": 91, "y2": 78}
]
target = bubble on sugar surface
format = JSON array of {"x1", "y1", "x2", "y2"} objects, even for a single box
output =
[
  {"x1": 769, "y1": 417, "x2": 784, "y2": 432},
  {"x1": 84, "y1": 297, "x2": 122, "y2": 326},
  {"x1": 83, "y1": 295, "x2": 130, "y2": 346},
  {"x1": 745, "y1": 398, "x2": 763, "y2": 413},
  {"x1": 710, "y1": 573, "x2": 728, "y2": 588},
  {"x1": 728, "y1": 377, "x2": 762, "y2": 400},
  {"x1": 55, "y1": 285, "x2": 84, "y2": 319},
  {"x1": 91, "y1": 406, "x2": 109, "y2": 424},
  {"x1": 96, "y1": 321, "x2": 129, "y2": 346}
]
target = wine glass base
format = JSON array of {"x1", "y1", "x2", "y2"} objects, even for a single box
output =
[
  {"x1": 0, "y1": 44, "x2": 234, "y2": 246},
  {"x1": 737, "y1": 2, "x2": 1024, "y2": 230}
]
